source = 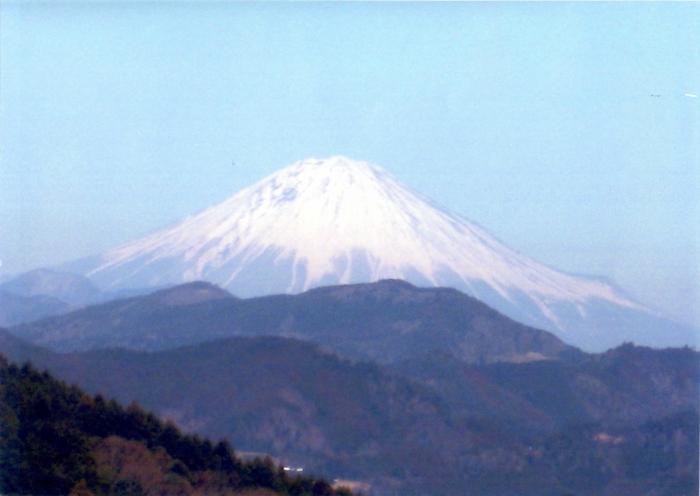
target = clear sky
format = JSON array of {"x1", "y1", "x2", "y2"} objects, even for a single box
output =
[{"x1": 1, "y1": 2, "x2": 698, "y2": 325}]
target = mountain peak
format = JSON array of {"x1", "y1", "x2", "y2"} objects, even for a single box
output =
[
  {"x1": 66, "y1": 156, "x2": 691, "y2": 351},
  {"x1": 147, "y1": 281, "x2": 233, "y2": 306},
  {"x1": 259, "y1": 156, "x2": 387, "y2": 199},
  {"x1": 296, "y1": 155, "x2": 382, "y2": 170}
]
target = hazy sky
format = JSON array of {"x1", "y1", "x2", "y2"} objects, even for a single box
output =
[{"x1": 1, "y1": 2, "x2": 698, "y2": 325}]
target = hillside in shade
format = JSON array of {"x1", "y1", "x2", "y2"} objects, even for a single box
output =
[
  {"x1": 60, "y1": 157, "x2": 695, "y2": 350},
  {"x1": 0, "y1": 290, "x2": 70, "y2": 327},
  {"x1": 0, "y1": 354, "x2": 352, "y2": 496},
  {"x1": 1, "y1": 329, "x2": 697, "y2": 496},
  {"x1": 9, "y1": 280, "x2": 573, "y2": 364}
]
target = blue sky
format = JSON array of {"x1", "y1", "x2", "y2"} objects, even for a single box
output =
[{"x1": 1, "y1": 2, "x2": 698, "y2": 324}]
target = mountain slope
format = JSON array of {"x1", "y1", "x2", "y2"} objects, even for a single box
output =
[
  {"x1": 0, "y1": 291, "x2": 70, "y2": 327},
  {"x1": 0, "y1": 353, "x2": 351, "y2": 496},
  {"x1": 0, "y1": 269, "x2": 172, "y2": 325},
  {"x1": 1, "y1": 329, "x2": 697, "y2": 496},
  {"x1": 0, "y1": 269, "x2": 100, "y2": 305},
  {"x1": 9, "y1": 280, "x2": 572, "y2": 364},
  {"x1": 63, "y1": 156, "x2": 695, "y2": 350},
  {"x1": 393, "y1": 344, "x2": 700, "y2": 431}
]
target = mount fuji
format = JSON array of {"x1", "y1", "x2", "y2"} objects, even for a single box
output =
[{"x1": 65, "y1": 156, "x2": 696, "y2": 350}]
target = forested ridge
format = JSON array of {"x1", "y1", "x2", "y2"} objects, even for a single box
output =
[
  {"x1": 0, "y1": 355, "x2": 352, "y2": 496},
  {"x1": 1, "y1": 326, "x2": 698, "y2": 495}
]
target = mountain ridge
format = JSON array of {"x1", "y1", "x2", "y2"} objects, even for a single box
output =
[
  {"x1": 0, "y1": 351, "x2": 353, "y2": 496},
  {"x1": 59, "y1": 156, "x2": 695, "y2": 350},
  {"x1": 1, "y1": 328, "x2": 697, "y2": 496},
  {"x1": 8, "y1": 279, "x2": 573, "y2": 364}
]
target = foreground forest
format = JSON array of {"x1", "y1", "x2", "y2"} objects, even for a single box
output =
[
  {"x1": 1, "y1": 281, "x2": 698, "y2": 495},
  {"x1": 1, "y1": 333, "x2": 697, "y2": 495},
  {"x1": 0, "y1": 356, "x2": 352, "y2": 496}
]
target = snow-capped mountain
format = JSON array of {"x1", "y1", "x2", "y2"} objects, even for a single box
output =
[{"x1": 67, "y1": 156, "x2": 696, "y2": 350}]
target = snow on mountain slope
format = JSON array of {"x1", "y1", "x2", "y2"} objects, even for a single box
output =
[{"x1": 70, "y1": 156, "x2": 696, "y2": 350}]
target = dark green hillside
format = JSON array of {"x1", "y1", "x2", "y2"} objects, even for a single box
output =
[
  {"x1": 0, "y1": 355, "x2": 351, "y2": 496},
  {"x1": 0, "y1": 330, "x2": 503, "y2": 490},
  {"x1": 1, "y1": 329, "x2": 697, "y2": 495},
  {"x1": 11, "y1": 279, "x2": 570, "y2": 363}
]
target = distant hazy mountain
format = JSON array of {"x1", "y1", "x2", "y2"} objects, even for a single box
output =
[
  {"x1": 10, "y1": 280, "x2": 572, "y2": 364},
  {"x1": 0, "y1": 268, "x2": 101, "y2": 305},
  {"x1": 0, "y1": 268, "x2": 171, "y2": 325},
  {"x1": 61, "y1": 156, "x2": 696, "y2": 350},
  {"x1": 1, "y1": 329, "x2": 696, "y2": 496},
  {"x1": 0, "y1": 290, "x2": 71, "y2": 327}
]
